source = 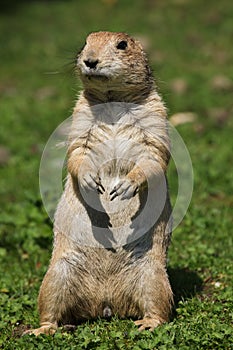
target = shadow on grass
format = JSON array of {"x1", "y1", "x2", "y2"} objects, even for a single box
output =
[{"x1": 168, "y1": 267, "x2": 203, "y2": 310}]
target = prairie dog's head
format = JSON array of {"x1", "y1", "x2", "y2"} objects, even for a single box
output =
[{"x1": 76, "y1": 31, "x2": 152, "y2": 92}]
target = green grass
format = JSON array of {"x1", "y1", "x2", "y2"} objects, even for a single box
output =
[{"x1": 0, "y1": 0, "x2": 233, "y2": 349}]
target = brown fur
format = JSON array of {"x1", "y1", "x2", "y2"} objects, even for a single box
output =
[{"x1": 25, "y1": 31, "x2": 173, "y2": 336}]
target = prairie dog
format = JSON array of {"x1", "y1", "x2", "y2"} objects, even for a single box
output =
[{"x1": 26, "y1": 31, "x2": 173, "y2": 335}]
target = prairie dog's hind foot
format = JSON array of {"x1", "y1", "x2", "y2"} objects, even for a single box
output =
[
  {"x1": 22, "y1": 322, "x2": 57, "y2": 336},
  {"x1": 134, "y1": 316, "x2": 166, "y2": 332}
]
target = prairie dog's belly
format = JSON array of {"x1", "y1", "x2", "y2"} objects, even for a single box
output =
[
  {"x1": 57, "y1": 122, "x2": 156, "y2": 248},
  {"x1": 55, "y1": 177, "x2": 143, "y2": 248},
  {"x1": 56, "y1": 132, "x2": 147, "y2": 249}
]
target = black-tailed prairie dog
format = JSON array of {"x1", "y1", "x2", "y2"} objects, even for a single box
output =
[{"x1": 26, "y1": 31, "x2": 173, "y2": 335}]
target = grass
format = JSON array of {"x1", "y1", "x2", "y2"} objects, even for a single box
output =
[{"x1": 0, "y1": 0, "x2": 233, "y2": 348}]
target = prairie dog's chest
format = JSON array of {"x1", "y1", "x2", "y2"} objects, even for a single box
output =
[{"x1": 71, "y1": 103, "x2": 150, "y2": 158}]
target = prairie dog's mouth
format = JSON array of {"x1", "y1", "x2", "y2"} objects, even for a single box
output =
[
  {"x1": 77, "y1": 58, "x2": 113, "y2": 80},
  {"x1": 80, "y1": 68, "x2": 111, "y2": 81},
  {"x1": 84, "y1": 71, "x2": 108, "y2": 78}
]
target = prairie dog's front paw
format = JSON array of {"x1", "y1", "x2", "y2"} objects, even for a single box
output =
[
  {"x1": 79, "y1": 172, "x2": 105, "y2": 194},
  {"x1": 110, "y1": 178, "x2": 138, "y2": 200}
]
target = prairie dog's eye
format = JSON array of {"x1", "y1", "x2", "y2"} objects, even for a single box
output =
[{"x1": 116, "y1": 41, "x2": 128, "y2": 50}]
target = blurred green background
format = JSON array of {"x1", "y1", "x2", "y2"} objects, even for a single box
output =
[{"x1": 0, "y1": 0, "x2": 232, "y2": 348}]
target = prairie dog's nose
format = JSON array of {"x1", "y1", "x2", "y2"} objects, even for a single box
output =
[{"x1": 84, "y1": 58, "x2": 99, "y2": 69}]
